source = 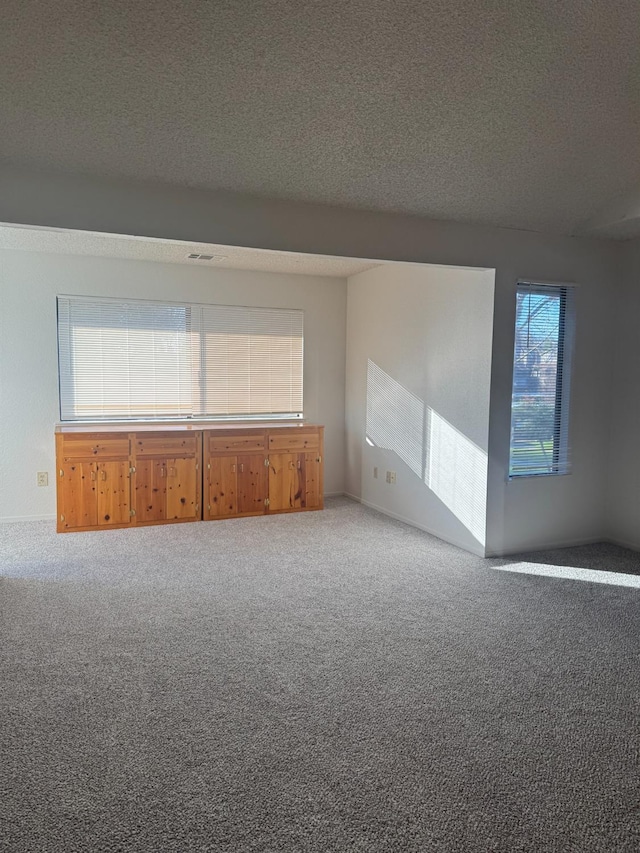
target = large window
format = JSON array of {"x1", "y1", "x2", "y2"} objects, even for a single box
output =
[
  {"x1": 57, "y1": 296, "x2": 303, "y2": 422},
  {"x1": 508, "y1": 282, "x2": 575, "y2": 478}
]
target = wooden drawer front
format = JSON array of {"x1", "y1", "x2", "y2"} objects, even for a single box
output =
[
  {"x1": 135, "y1": 433, "x2": 198, "y2": 457},
  {"x1": 208, "y1": 434, "x2": 266, "y2": 454},
  {"x1": 62, "y1": 435, "x2": 130, "y2": 459},
  {"x1": 268, "y1": 431, "x2": 319, "y2": 452}
]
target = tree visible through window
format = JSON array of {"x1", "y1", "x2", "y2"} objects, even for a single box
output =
[{"x1": 509, "y1": 283, "x2": 574, "y2": 477}]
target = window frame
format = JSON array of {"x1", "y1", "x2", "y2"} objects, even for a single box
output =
[
  {"x1": 57, "y1": 294, "x2": 304, "y2": 423},
  {"x1": 507, "y1": 281, "x2": 576, "y2": 480}
]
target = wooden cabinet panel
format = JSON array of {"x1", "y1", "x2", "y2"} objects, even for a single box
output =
[
  {"x1": 268, "y1": 451, "x2": 322, "y2": 512},
  {"x1": 268, "y1": 431, "x2": 319, "y2": 452},
  {"x1": 56, "y1": 424, "x2": 320, "y2": 531},
  {"x1": 59, "y1": 460, "x2": 132, "y2": 530},
  {"x1": 59, "y1": 461, "x2": 98, "y2": 530},
  {"x1": 56, "y1": 428, "x2": 201, "y2": 532},
  {"x1": 166, "y1": 457, "x2": 198, "y2": 520},
  {"x1": 61, "y1": 435, "x2": 130, "y2": 460},
  {"x1": 96, "y1": 462, "x2": 131, "y2": 526},
  {"x1": 208, "y1": 434, "x2": 266, "y2": 454},
  {"x1": 135, "y1": 434, "x2": 198, "y2": 456},
  {"x1": 134, "y1": 459, "x2": 167, "y2": 523},
  {"x1": 208, "y1": 456, "x2": 238, "y2": 518},
  {"x1": 303, "y1": 453, "x2": 321, "y2": 509},
  {"x1": 237, "y1": 455, "x2": 268, "y2": 515},
  {"x1": 131, "y1": 431, "x2": 201, "y2": 526},
  {"x1": 203, "y1": 425, "x2": 323, "y2": 521},
  {"x1": 268, "y1": 453, "x2": 303, "y2": 511},
  {"x1": 206, "y1": 454, "x2": 267, "y2": 518},
  {"x1": 134, "y1": 456, "x2": 199, "y2": 522}
]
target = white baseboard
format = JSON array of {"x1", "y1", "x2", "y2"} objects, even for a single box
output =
[
  {"x1": 485, "y1": 535, "x2": 605, "y2": 559},
  {"x1": 602, "y1": 536, "x2": 640, "y2": 554},
  {"x1": 0, "y1": 514, "x2": 56, "y2": 524},
  {"x1": 344, "y1": 494, "x2": 616, "y2": 560},
  {"x1": 342, "y1": 493, "x2": 485, "y2": 557},
  {"x1": 1, "y1": 498, "x2": 346, "y2": 524}
]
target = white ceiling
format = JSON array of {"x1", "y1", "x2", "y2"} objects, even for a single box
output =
[
  {"x1": 0, "y1": 224, "x2": 379, "y2": 278},
  {"x1": 1, "y1": 1, "x2": 639, "y2": 237}
]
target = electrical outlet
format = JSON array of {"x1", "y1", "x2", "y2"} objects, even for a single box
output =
[
  {"x1": 37, "y1": 472, "x2": 49, "y2": 487},
  {"x1": 386, "y1": 470, "x2": 397, "y2": 484},
  {"x1": 373, "y1": 466, "x2": 378, "y2": 479}
]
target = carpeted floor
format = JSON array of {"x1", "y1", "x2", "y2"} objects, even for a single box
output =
[{"x1": 1, "y1": 497, "x2": 639, "y2": 852}]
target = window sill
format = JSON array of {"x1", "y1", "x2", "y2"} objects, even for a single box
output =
[
  {"x1": 55, "y1": 418, "x2": 311, "y2": 433},
  {"x1": 507, "y1": 471, "x2": 571, "y2": 482}
]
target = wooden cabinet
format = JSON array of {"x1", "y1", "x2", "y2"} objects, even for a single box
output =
[
  {"x1": 58, "y1": 460, "x2": 132, "y2": 529},
  {"x1": 203, "y1": 425, "x2": 323, "y2": 521},
  {"x1": 56, "y1": 424, "x2": 322, "y2": 532},
  {"x1": 266, "y1": 427, "x2": 323, "y2": 513},
  {"x1": 56, "y1": 429, "x2": 202, "y2": 532},
  {"x1": 204, "y1": 428, "x2": 268, "y2": 519},
  {"x1": 207, "y1": 454, "x2": 267, "y2": 518},
  {"x1": 132, "y1": 433, "x2": 201, "y2": 525},
  {"x1": 56, "y1": 434, "x2": 133, "y2": 532},
  {"x1": 268, "y1": 453, "x2": 322, "y2": 512},
  {"x1": 134, "y1": 457, "x2": 199, "y2": 523}
]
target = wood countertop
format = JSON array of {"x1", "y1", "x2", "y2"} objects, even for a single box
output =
[{"x1": 55, "y1": 421, "x2": 318, "y2": 433}]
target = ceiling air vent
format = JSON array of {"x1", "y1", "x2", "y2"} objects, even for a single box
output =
[{"x1": 187, "y1": 252, "x2": 228, "y2": 262}]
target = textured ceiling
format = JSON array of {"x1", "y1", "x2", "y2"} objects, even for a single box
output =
[
  {"x1": 0, "y1": 224, "x2": 378, "y2": 277},
  {"x1": 1, "y1": 0, "x2": 639, "y2": 236}
]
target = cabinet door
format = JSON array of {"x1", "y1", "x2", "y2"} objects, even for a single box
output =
[
  {"x1": 302, "y1": 453, "x2": 321, "y2": 509},
  {"x1": 268, "y1": 453, "x2": 321, "y2": 512},
  {"x1": 268, "y1": 453, "x2": 303, "y2": 511},
  {"x1": 237, "y1": 455, "x2": 267, "y2": 515},
  {"x1": 96, "y1": 461, "x2": 131, "y2": 526},
  {"x1": 165, "y1": 457, "x2": 198, "y2": 520},
  {"x1": 59, "y1": 461, "x2": 98, "y2": 529},
  {"x1": 134, "y1": 459, "x2": 167, "y2": 523},
  {"x1": 208, "y1": 456, "x2": 238, "y2": 518}
]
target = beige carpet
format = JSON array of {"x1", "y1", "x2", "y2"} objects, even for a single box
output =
[{"x1": 1, "y1": 498, "x2": 639, "y2": 851}]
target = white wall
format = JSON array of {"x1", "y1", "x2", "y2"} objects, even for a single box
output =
[
  {"x1": 607, "y1": 238, "x2": 640, "y2": 549},
  {"x1": 345, "y1": 264, "x2": 494, "y2": 556},
  {"x1": 0, "y1": 250, "x2": 347, "y2": 521},
  {"x1": 0, "y1": 167, "x2": 621, "y2": 554}
]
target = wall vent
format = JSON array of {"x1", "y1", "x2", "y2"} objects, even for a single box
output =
[{"x1": 186, "y1": 252, "x2": 228, "y2": 262}]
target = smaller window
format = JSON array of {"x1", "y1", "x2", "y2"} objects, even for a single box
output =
[{"x1": 509, "y1": 282, "x2": 575, "y2": 478}]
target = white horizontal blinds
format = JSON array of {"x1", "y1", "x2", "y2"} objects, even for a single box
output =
[
  {"x1": 58, "y1": 297, "x2": 195, "y2": 420},
  {"x1": 509, "y1": 283, "x2": 574, "y2": 477},
  {"x1": 57, "y1": 296, "x2": 304, "y2": 421},
  {"x1": 195, "y1": 304, "x2": 303, "y2": 417}
]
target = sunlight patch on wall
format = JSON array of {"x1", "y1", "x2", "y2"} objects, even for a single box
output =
[
  {"x1": 426, "y1": 410, "x2": 487, "y2": 545},
  {"x1": 494, "y1": 562, "x2": 640, "y2": 589},
  {"x1": 365, "y1": 359, "x2": 487, "y2": 546},
  {"x1": 366, "y1": 359, "x2": 424, "y2": 478}
]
